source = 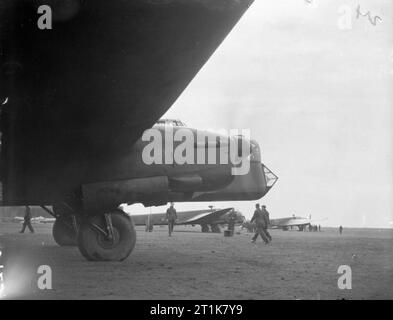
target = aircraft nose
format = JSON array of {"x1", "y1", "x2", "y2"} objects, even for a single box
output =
[
  {"x1": 231, "y1": 136, "x2": 266, "y2": 164},
  {"x1": 249, "y1": 139, "x2": 261, "y2": 162},
  {"x1": 262, "y1": 164, "x2": 278, "y2": 191},
  {"x1": 232, "y1": 135, "x2": 252, "y2": 159}
]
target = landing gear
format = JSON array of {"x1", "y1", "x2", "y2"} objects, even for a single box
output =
[
  {"x1": 201, "y1": 224, "x2": 221, "y2": 233},
  {"x1": 77, "y1": 210, "x2": 136, "y2": 261},
  {"x1": 42, "y1": 204, "x2": 79, "y2": 246},
  {"x1": 201, "y1": 224, "x2": 209, "y2": 233},
  {"x1": 210, "y1": 224, "x2": 221, "y2": 233},
  {"x1": 52, "y1": 217, "x2": 78, "y2": 246}
]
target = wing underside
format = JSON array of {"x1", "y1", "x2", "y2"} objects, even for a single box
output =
[
  {"x1": 270, "y1": 218, "x2": 311, "y2": 228},
  {"x1": 182, "y1": 207, "x2": 234, "y2": 225},
  {"x1": 0, "y1": 0, "x2": 254, "y2": 204}
]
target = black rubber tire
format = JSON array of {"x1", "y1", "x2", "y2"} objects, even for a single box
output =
[
  {"x1": 210, "y1": 224, "x2": 221, "y2": 233},
  {"x1": 52, "y1": 218, "x2": 77, "y2": 246},
  {"x1": 77, "y1": 211, "x2": 136, "y2": 261},
  {"x1": 201, "y1": 224, "x2": 209, "y2": 233}
]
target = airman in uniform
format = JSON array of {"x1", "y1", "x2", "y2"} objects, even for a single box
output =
[
  {"x1": 20, "y1": 206, "x2": 34, "y2": 233},
  {"x1": 166, "y1": 202, "x2": 177, "y2": 236},
  {"x1": 250, "y1": 204, "x2": 269, "y2": 244},
  {"x1": 261, "y1": 205, "x2": 272, "y2": 242}
]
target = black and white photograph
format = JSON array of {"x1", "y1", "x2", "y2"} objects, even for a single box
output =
[{"x1": 0, "y1": 0, "x2": 392, "y2": 304}]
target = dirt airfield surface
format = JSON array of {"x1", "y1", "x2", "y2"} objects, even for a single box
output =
[{"x1": 0, "y1": 222, "x2": 392, "y2": 300}]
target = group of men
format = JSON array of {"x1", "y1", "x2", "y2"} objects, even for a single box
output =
[
  {"x1": 165, "y1": 202, "x2": 273, "y2": 245},
  {"x1": 19, "y1": 202, "x2": 273, "y2": 244},
  {"x1": 19, "y1": 201, "x2": 272, "y2": 242},
  {"x1": 250, "y1": 204, "x2": 272, "y2": 244},
  {"x1": 308, "y1": 224, "x2": 321, "y2": 232},
  {"x1": 20, "y1": 203, "x2": 343, "y2": 242}
]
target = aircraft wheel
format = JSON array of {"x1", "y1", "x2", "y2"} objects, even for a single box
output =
[
  {"x1": 201, "y1": 224, "x2": 209, "y2": 233},
  {"x1": 77, "y1": 211, "x2": 136, "y2": 261},
  {"x1": 52, "y1": 217, "x2": 77, "y2": 246}
]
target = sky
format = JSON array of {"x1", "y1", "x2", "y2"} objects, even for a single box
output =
[{"x1": 128, "y1": 0, "x2": 393, "y2": 228}]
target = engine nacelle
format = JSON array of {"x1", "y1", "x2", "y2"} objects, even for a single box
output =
[
  {"x1": 169, "y1": 175, "x2": 203, "y2": 192},
  {"x1": 82, "y1": 176, "x2": 169, "y2": 213}
]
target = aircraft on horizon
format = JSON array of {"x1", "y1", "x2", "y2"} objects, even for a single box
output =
[
  {"x1": 243, "y1": 215, "x2": 325, "y2": 231},
  {"x1": 130, "y1": 207, "x2": 245, "y2": 233},
  {"x1": 269, "y1": 215, "x2": 313, "y2": 231}
]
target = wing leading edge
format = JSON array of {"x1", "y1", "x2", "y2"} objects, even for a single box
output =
[{"x1": 181, "y1": 207, "x2": 234, "y2": 225}]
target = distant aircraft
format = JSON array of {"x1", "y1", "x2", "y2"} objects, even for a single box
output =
[
  {"x1": 269, "y1": 216, "x2": 312, "y2": 231},
  {"x1": 131, "y1": 207, "x2": 245, "y2": 233},
  {"x1": 13, "y1": 216, "x2": 55, "y2": 224},
  {"x1": 243, "y1": 215, "x2": 324, "y2": 232}
]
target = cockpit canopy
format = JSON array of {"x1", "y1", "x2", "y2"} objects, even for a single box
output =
[{"x1": 155, "y1": 119, "x2": 186, "y2": 127}]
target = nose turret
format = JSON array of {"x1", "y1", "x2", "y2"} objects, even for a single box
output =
[{"x1": 262, "y1": 164, "x2": 278, "y2": 194}]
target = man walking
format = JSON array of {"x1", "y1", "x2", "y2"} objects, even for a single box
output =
[
  {"x1": 250, "y1": 204, "x2": 269, "y2": 244},
  {"x1": 261, "y1": 205, "x2": 272, "y2": 242},
  {"x1": 227, "y1": 209, "x2": 237, "y2": 235},
  {"x1": 20, "y1": 206, "x2": 34, "y2": 233},
  {"x1": 166, "y1": 202, "x2": 177, "y2": 236}
]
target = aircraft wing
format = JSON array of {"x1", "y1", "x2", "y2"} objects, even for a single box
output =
[
  {"x1": 0, "y1": 0, "x2": 254, "y2": 204},
  {"x1": 269, "y1": 216, "x2": 328, "y2": 229},
  {"x1": 180, "y1": 207, "x2": 234, "y2": 225},
  {"x1": 269, "y1": 217, "x2": 311, "y2": 228},
  {"x1": 0, "y1": 1, "x2": 254, "y2": 152}
]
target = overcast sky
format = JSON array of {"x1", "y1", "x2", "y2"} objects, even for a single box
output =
[{"x1": 130, "y1": 0, "x2": 392, "y2": 228}]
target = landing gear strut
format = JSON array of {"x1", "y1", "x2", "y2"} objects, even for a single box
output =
[
  {"x1": 77, "y1": 210, "x2": 136, "y2": 261},
  {"x1": 46, "y1": 202, "x2": 137, "y2": 261}
]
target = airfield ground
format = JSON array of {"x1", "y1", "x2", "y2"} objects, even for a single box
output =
[{"x1": 0, "y1": 222, "x2": 392, "y2": 300}]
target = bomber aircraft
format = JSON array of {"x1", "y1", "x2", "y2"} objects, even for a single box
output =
[
  {"x1": 269, "y1": 216, "x2": 312, "y2": 231},
  {"x1": 243, "y1": 215, "x2": 321, "y2": 232},
  {"x1": 131, "y1": 206, "x2": 245, "y2": 233},
  {"x1": 0, "y1": 0, "x2": 276, "y2": 261}
]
